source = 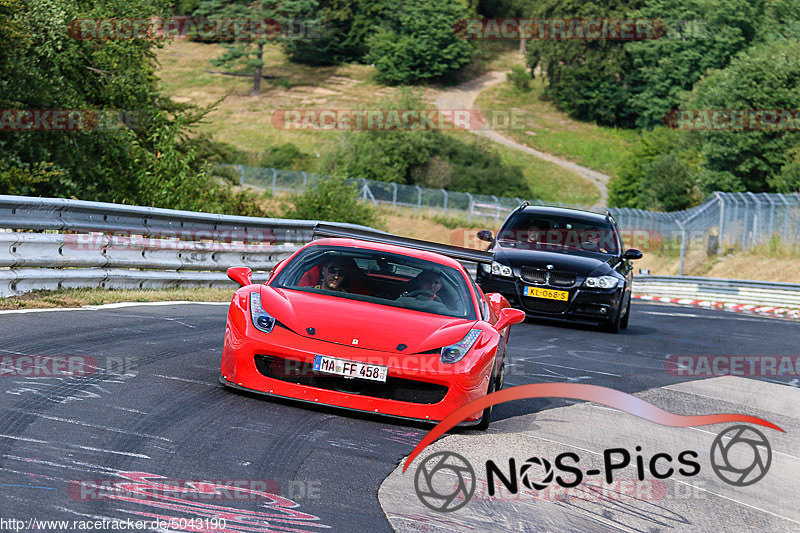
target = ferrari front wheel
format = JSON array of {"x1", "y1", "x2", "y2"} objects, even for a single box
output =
[{"x1": 475, "y1": 359, "x2": 504, "y2": 431}]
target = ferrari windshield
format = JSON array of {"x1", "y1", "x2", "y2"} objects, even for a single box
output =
[
  {"x1": 497, "y1": 213, "x2": 620, "y2": 254},
  {"x1": 270, "y1": 245, "x2": 477, "y2": 320}
]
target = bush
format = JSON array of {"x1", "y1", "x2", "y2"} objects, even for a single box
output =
[
  {"x1": 260, "y1": 143, "x2": 306, "y2": 170},
  {"x1": 366, "y1": 0, "x2": 473, "y2": 84},
  {"x1": 283, "y1": 176, "x2": 383, "y2": 228},
  {"x1": 506, "y1": 65, "x2": 531, "y2": 92}
]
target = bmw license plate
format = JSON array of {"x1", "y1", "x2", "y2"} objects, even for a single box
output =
[
  {"x1": 313, "y1": 355, "x2": 388, "y2": 382},
  {"x1": 524, "y1": 286, "x2": 569, "y2": 301}
]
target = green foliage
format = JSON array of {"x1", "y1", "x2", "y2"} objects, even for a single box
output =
[
  {"x1": 323, "y1": 89, "x2": 529, "y2": 197},
  {"x1": 526, "y1": 0, "x2": 644, "y2": 128},
  {"x1": 0, "y1": 0, "x2": 265, "y2": 216},
  {"x1": 686, "y1": 39, "x2": 800, "y2": 193},
  {"x1": 260, "y1": 143, "x2": 307, "y2": 169},
  {"x1": 194, "y1": 0, "x2": 277, "y2": 94},
  {"x1": 625, "y1": 0, "x2": 766, "y2": 129},
  {"x1": 506, "y1": 65, "x2": 531, "y2": 92},
  {"x1": 283, "y1": 176, "x2": 383, "y2": 228},
  {"x1": 279, "y1": 0, "x2": 377, "y2": 65},
  {"x1": 366, "y1": 0, "x2": 473, "y2": 84},
  {"x1": 770, "y1": 146, "x2": 800, "y2": 193},
  {"x1": 609, "y1": 127, "x2": 702, "y2": 210}
]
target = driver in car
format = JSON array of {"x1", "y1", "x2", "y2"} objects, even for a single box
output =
[{"x1": 399, "y1": 270, "x2": 446, "y2": 304}]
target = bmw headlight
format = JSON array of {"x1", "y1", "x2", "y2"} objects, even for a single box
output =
[
  {"x1": 250, "y1": 292, "x2": 276, "y2": 333},
  {"x1": 441, "y1": 329, "x2": 482, "y2": 364},
  {"x1": 582, "y1": 276, "x2": 620, "y2": 289},
  {"x1": 490, "y1": 261, "x2": 513, "y2": 278}
]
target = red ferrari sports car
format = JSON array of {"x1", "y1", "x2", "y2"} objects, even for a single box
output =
[{"x1": 220, "y1": 225, "x2": 525, "y2": 428}]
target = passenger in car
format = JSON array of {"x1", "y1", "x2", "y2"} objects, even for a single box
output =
[{"x1": 315, "y1": 257, "x2": 350, "y2": 292}]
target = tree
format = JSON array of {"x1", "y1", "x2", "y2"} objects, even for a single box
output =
[
  {"x1": 525, "y1": 0, "x2": 645, "y2": 128},
  {"x1": 0, "y1": 0, "x2": 265, "y2": 215},
  {"x1": 283, "y1": 175, "x2": 383, "y2": 228},
  {"x1": 686, "y1": 39, "x2": 800, "y2": 193},
  {"x1": 194, "y1": 0, "x2": 278, "y2": 95},
  {"x1": 278, "y1": 0, "x2": 380, "y2": 65},
  {"x1": 625, "y1": 0, "x2": 766, "y2": 129},
  {"x1": 365, "y1": 0, "x2": 473, "y2": 84},
  {"x1": 609, "y1": 127, "x2": 702, "y2": 209}
]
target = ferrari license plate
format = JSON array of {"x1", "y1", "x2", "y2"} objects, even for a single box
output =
[
  {"x1": 313, "y1": 355, "x2": 388, "y2": 382},
  {"x1": 524, "y1": 286, "x2": 569, "y2": 301}
]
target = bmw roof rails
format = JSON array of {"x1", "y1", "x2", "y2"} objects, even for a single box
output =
[{"x1": 312, "y1": 223, "x2": 494, "y2": 264}]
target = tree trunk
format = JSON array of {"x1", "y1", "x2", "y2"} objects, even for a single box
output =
[
  {"x1": 519, "y1": 37, "x2": 527, "y2": 55},
  {"x1": 252, "y1": 43, "x2": 263, "y2": 95}
]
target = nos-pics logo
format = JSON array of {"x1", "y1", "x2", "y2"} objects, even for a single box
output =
[{"x1": 413, "y1": 425, "x2": 771, "y2": 512}]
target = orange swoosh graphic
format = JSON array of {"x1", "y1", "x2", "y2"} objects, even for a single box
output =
[{"x1": 403, "y1": 383, "x2": 783, "y2": 472}]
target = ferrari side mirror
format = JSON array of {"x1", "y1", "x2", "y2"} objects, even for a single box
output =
[
  {"x1": 494, "y1": 307, "x2": 525, "y2": 331},
  {"x1": 227, "y1": 267, "x2": 252, "y2": 286}
]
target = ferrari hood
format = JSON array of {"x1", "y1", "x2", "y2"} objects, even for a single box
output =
[{"x1": 259, "y1": 286, "x2": 475, "y2": 354}]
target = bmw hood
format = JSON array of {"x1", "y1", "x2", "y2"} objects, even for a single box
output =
[
  {"x1": 492, "y1": 246, "x2": 617, "y2": 276},
  {"x1": 258, "y1": 286, "x2": 476, "y2": 354}
]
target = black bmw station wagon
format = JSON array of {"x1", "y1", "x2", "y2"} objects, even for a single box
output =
[{"x1": 475, "y1": 203, "x2": 642, "y2": 333}]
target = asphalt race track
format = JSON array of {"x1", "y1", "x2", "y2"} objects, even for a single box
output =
[{"x1": 0, "y1": 301, "x2": 797, "y2": 532}]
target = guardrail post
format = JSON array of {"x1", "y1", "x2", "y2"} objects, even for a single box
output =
[
  {"x1": 271, "y1": 168, "x2": 277, "y2": 195},
  {"x1": 778, "y1": 193, "x2": 790, "y2": 240},
  {"x1": 442, "y1": 189, "x2": 448, "y2": 216},
  {"x1": 416, "y1": 185, "x2": 422, "y2": 210},
  {"x1": 302, "y1": 171, "x2": 308, "y2": 191},
  {"x1": 677, "y1": 219, "x2": 687, "y2": 276},
  {"x1": 392, "y1": 183, "x2": 398, "y2": 210},
  {"x1": 466, "y1": 193, "x2": 474, "y2": 222},
  {"x1": 715, "y1": 193, "x2": 725, "y2": 247},
  {"x1": 238, "y1": 165, "x2": 245, "y2": 186},
  {"x1": 738, "y1": 192, "x2": 749, "y2": 250}
]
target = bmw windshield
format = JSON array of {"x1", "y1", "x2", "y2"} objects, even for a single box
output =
[{"x1": 496, "y1": 213, "x2": 620, "y2": 255}]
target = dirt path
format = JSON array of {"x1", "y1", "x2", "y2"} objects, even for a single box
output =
[{"x1": 434, "y1": 71, "x2": 610, "y2": 208}]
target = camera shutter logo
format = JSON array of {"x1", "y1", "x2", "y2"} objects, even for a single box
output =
[
  {"x1": 710, "y1": 425, "x2": 772, "y2": 487},
  {"x1": 414, "y1": 451, "x2": 475, "y2": 512},
  {"x1": 519, "y1": 457, "x2": 554, "y2": 490}
]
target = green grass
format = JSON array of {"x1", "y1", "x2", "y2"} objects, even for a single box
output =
[
  {"x1": 157, "y1": 40, "x2": 600, "y2": 205},
  {"x1": 475, "y1": 79, "x2": 639, "y2": 176}
]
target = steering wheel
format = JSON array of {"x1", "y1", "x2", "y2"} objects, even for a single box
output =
[{"x1": 401, "y1": 290, "x2": 436, "y2": 299}]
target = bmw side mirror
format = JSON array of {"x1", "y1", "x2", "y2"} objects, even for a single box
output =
[
  {"x1": 494, "y1": 307, "x2": 525, "y2": 331},
  {"x1": 227, "y1": 267, "x2": 252, "y2": 286},
  {"x1": 623, "y1": 249, "x2": 643, "y2": 260},
  {"x1": 477, "y1": 230, "x2": 494, "y2": 242}
]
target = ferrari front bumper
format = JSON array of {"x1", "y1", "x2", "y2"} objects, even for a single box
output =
[{"x1": 220, "y1": 323, "x2": 495, "y2": 424}]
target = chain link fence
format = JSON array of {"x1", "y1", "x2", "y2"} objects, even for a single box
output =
[
  {"x1": 225, "y1": 166, "x2": 800, "y2": 275},
  {"x1": 223, "y1": 165, "x2": 581, "y2": 221}
]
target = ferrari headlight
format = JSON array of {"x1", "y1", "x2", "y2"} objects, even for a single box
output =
[
  {"x1": 250, "y1": 292, "x2": 275, "y2": 333},
  {"x1": 583, "y1": 276, "x2": 620, "y2": 289},
  {"x1": 441, "y1": 329, "x2": 482, "y2": 364},
  {"x1": 491, "y1": 261, "x2": 513, "y2": 278}
]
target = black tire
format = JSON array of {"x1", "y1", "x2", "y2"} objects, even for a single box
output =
[
  {"x1": 475, "y1": 359, "x2": 504, "y2": 430},
  {"x1": 620, "y1": 297, "x2": 631, "y2": 330},
  {"x1": 603, "y1": 305, "x2": 623, "y2": 334}
]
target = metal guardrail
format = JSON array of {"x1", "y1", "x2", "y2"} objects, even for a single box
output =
[
  {"x1": 633, "y1": 275, "x2": 800, "y2": 309},
  {"x1": 0, "y1": 195, "x2": 385, "y2": 297},
  {"x1": 0, "y1": 195, "x2": 379, "y2": 243}
]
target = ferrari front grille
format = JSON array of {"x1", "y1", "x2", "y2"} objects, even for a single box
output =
[{"x1": 254, "y1": 355, "x2": 448, "y2": 404}]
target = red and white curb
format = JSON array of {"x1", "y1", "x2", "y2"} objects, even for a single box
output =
[{"x1": 633, "y1": 294, "x2": 800, "y2": 319}]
